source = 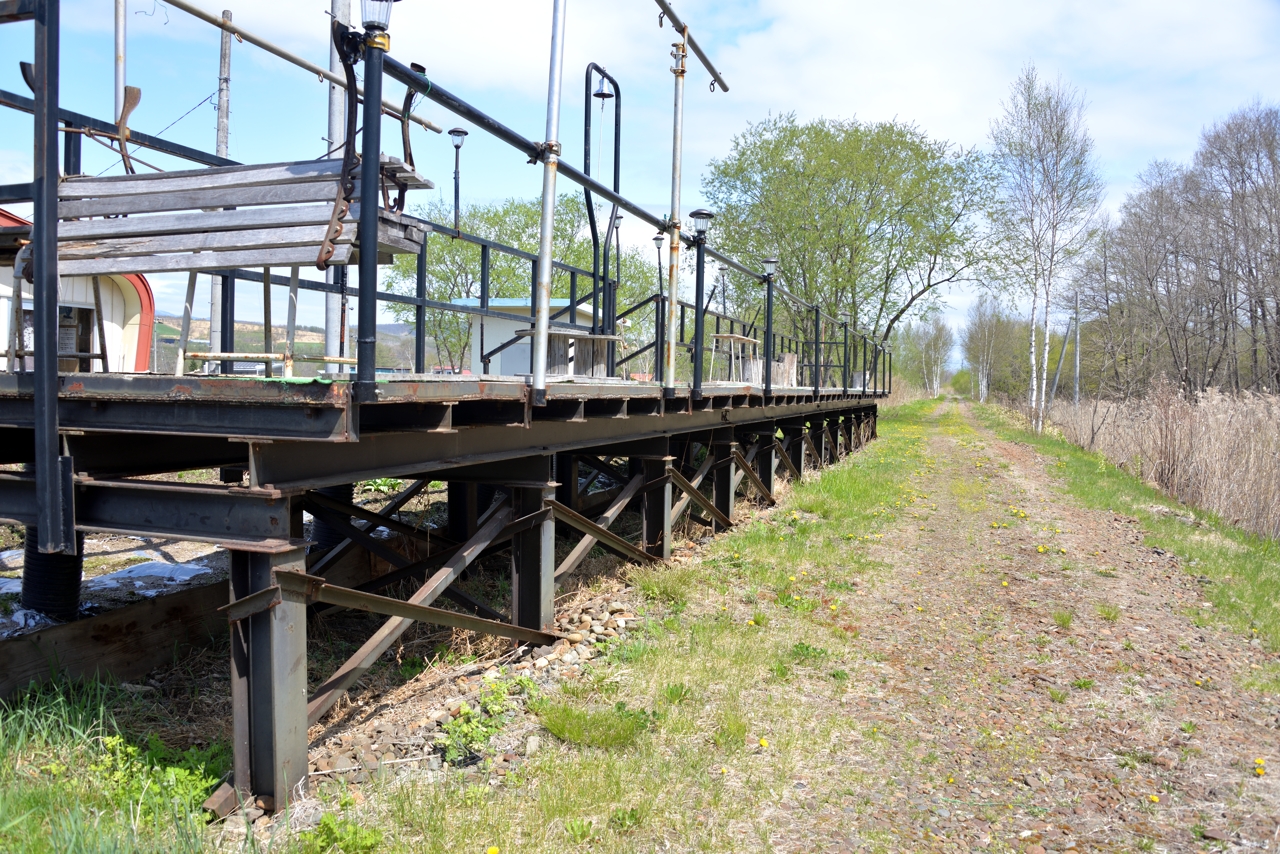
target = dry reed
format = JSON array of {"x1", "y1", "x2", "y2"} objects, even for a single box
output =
[{"x1": 1050, "y1": 379, "x2": 1280, "y2": 539}]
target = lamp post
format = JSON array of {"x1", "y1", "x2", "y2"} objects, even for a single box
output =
[
  {"x1": 690, "y1": 209, "x2": 713, "y2": 399},
  {"x1": 448, "y1": 127, "x2": 467, "y2": 234},
  {"x1": 355, "y1": 0, "x2": 397, "y2": 402},
  {"x1": 763, "y1": 257, "x2": 777, "y2": 396}
]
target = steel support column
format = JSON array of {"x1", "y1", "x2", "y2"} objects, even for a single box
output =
[
  {"x1": 447, "y1": 481, "x2": 480, "y2": 542},
  {"x1": 510, "y1": 459, "x2": 554, "y2": 631},
  {"x1": 554, "y1": 452, "x2": 579, "y2": 513},
  {"x1": 642, "y1": 452, "x2": 671, "y2": 559},
  {"x1": 230, "y1": 542, "x2": 307, "y2": 809},
  {"x1": 712, "y1": 431, "x2": 736, "y2": 533},
  {"x1": 754, "y1": 425, "x2": 776, "y2": 496},
  {"x1": 783, "y1": 425, "x2": 806, "y2": 479}
]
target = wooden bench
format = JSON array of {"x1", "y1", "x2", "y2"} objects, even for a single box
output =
[
  {"x1": 44, "y1": 156, "x2": 431, "y2": 277},
  {"x1": 513, "y1": 328, "x2": 623, "y2": 379}
]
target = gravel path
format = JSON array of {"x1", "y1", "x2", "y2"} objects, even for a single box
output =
[{"x1": 819, "y1": 402, "x2": 1278, "y2": 852}]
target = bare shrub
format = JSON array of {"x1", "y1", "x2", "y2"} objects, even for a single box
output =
[{"x1": 1051, "y1": 379, "x2": 1280, "y2": 538}]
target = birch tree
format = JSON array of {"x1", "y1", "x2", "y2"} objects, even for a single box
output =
[{"x1": 989, "y1": 65, "x2": 1102, "y2": 431}]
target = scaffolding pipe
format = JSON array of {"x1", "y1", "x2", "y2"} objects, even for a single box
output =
[
  {"x1": 324, "y1": 0, "x2": 349, "y2": 374},
  {"x1": 530, "y1": 0, "x2": 568, "y2": 406},
  {"x1": 652, "y1": 0, "x2": 729, "y2": 92},
  {"x1": 113, "y1": 0, "x2": 125, "y2": 122},
  {"x1": 163, "y1": 0, "x2": 442, "y2": 134},
  {"x1": 664, "y1": 30, "x2": 686, "y2": 395}
]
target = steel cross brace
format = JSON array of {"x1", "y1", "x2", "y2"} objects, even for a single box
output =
[{"x1": 547, "y1": 498, "x2": 657, "y2": 566}]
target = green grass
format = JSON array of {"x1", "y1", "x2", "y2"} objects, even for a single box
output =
[
  {"x1": 533, "y1": 701, "x2": 655, "y2": 750},
  {"x1": 1096, "y1": 602, "x2": 1122, "y2": 622},
  {"x1": 0, "y1": 679, "x2": 227, "y2": 854},
  {"x1": 1052, "y1": 610, "x2": 1074, "y2": 630},
  {"x1": 975, "y1": 404, "x2": 1280, "y2": 659}
]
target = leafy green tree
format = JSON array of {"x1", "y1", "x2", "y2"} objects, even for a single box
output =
[{"x1": 701, "y1": 114, "x2": 996, "y2": 346}]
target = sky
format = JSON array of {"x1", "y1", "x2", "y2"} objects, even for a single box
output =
[{"x1": 3, "y1": 0, "x2": 1280, "y2": 344}]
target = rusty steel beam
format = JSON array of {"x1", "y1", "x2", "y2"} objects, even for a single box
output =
[
  {"x1": 306, "y1": 502, "x2": 513, "y2": 726},
  {"x1": 275, "y1": 571, "x2": 557, "y2": 646},
  {"x1": 667, "y1": 465, "x2": 731, "y2": 530},
  {"x1": 547, "y1": 498, "x2": 656, "y2": 566},
  {"x1": 555, "y1": 474, "x2": 645, "y2": 579},
  {"x1": 733, "y1": 449, "x2": 775, "y2": 505},
  {"x1": 775, "y1": 439, "x2": 802, "y2": 480}
]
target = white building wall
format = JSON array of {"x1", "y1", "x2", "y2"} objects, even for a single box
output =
[{"x1": 0, "y1": 265, "x2": 141, "y2": 372}]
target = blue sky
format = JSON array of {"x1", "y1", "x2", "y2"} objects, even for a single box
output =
[{"x1": 3, "y1": 0, "x2": 1280, "y2": 335}]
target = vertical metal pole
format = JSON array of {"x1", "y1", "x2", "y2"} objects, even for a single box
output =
[
  {"x1": 531, "y1": 0, "x2": 568, "y2": 407},
  {"x1": 664, "y1": 31, "x2": 687, "y2": 397},
  {"x1": 842, "y1": 322, "x2": 849, "y2": 394},
  {"x1": 356, "y1": 29, "x2": 384, "y2": 402},
  {"x1": 210, "y1": 10, "x2": 232, "y2": 373},
  {"x1": 763, "y1": 275, "x2": 773, "y2": 396},
  {"x1": 61, "y1": 122, "x2": 79, "y2": 175},
  {"x1": 642, "y1": 452, "x2": 672, "y2": 559},
  {"x1": 220, "y1": 272, "x2": 235, "y2": 375},
  {"x1": 812, "y1": 305, "x2": 821, "y2": 396},
  {"x1": 452, "y1": 145, "x2": 461, "y2": 233},
  {"x1": 653, "y1": 296, "x2": 664, "y2": 385},
  {"x1": 569, "y1": 271, "x2": 577, "y2": 325},
  {"x1": 325, "y1": 0, "x2": 349, "y2": 375},
  {"x1": 114, "y1": 0, "x2": 126, "y2": 123},
  {"x1": 34, "y1": 0, "x2": 68, "y2": 554},
  {"x1": 414, "y1": 242, "x2": 425, "y2": 373},
  {"x1": 692, "y1": 236, "x2": 706, "y2": 399},
  {"x1": 1074, "y1": 290, "x2": 1081, "y2": 406},
  {"x1": 229, "y1": 551, "x2": 251, "y2": 800},
  {"x1": 480, "y1": 244, "x2": 490, "y2": 374}
]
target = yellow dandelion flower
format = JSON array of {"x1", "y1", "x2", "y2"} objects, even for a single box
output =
[
  {"x1": 747, "y1": 620, "x2": 756, "y2": 626},
  {"x1": 759, "y1": 737, "x2": 769, "y2": 748},
  {"x1": 947, "y1": 777, "x2": 954, "y2": 784},
  {"x1": 721, "y1": 766, "x2": 728, "y2": 774},
  {"x1": 830, "y1": 604, "x2": 838, "y2": 611},
  {"x1": 1148, "y1": 795, "x2": 1159, "y2": 803},
  {"x1": 1256, "y1": 758, "x2": 1266, "y2": 765},
  {"x1": 789, "y1": 575, "x2": 797, "y2": 581},
  {"x1": 793, "y1": 594, "x2": 800, "y2": 600},
  {"x1": 1002, "y1": 581, "x2": 1008, "y2": 587},
  {"x1": 488, "y1": 848, "x2": 500, "y2": 854}
]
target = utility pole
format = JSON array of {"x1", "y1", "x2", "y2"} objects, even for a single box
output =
[
  {"x1": 209, "y1": 10, "x2": 232, "y2": 372},
  {"x1": 325, "y1": 0, "x2": 349, "y2": 375},
  {"x1": 1073, "y1": 290, "x2": 1080, "y2": 406}
]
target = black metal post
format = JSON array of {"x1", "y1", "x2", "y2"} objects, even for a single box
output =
[
  {"x1": 452, "y1": 145, "x2": 461, "y2": 233},
  {"x1": 654, "y1": 296, "x2": 664, "y2": 385},
  {"x1": 414, "y1": 241, "x2": 426, "y2": 373},
  {"x1": 355, "y1": 31, "x2": 384, "y2": 402},
  {"x1": 691, "y1": 235, "x2": 707, "y2": 399},
  {"x1": 763, "y1": 275, "x2": 774, "y2": 396},
  {"x1": 842, "y1": 322, "x2": 849, "y2": 394},
  {"x1": 480, "y1": 244, "x2": 490, "y2": 373},
  {"x1": 62, "y1": 122, "x2": 80, "y2": 175},
  {"x1": 32, "y1": 0, "x2": 68, "y2": 553},
  {"x1": 220, "y1": 271, "x2": 236, "y2": 375},
  {"x1": 569, "y1": 271, "x2": 577, "y2": 325},
  {"x1": 888, "y1": 350, "x2": 893, "y2": 395},
  {"x1": 812, "y1": 304, "x2": 821, "y2": 396}
]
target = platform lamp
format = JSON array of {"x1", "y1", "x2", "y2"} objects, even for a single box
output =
[
  {"x1": 355, "y1": 0, "x2": 400, "y2": 401},
  {"x1": 652, "y1": 232, "x2": 665, "y2": 292},
  {"x1": 448, "y1": 127, "x2": 468, "y2": 233},
  {"x1": 689, "y1": 208, "x2": 714, "y2": 399},
  {"x1": 762, "y1": 257, "x2": 778, "y2": 396}
]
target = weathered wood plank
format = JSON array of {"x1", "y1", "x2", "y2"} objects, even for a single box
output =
[
  {"x1": 0, "y1": 581, "x2": 227, "y2": 699},
  {"x1": 57, "y1": 204, "x2": 359, "y2": 241},
  {"x1": 58, "y1": 225, "x2": 352, "y2": 260},
  {"x1": 59, "y1": 181, "x2": 346, "y2": 219},
  {"x1": 60, "y1": 159, "x2": 348, "y2": 199},
  {"x1": 60, "y1": 244, "x2": 353, "y2": 276}
]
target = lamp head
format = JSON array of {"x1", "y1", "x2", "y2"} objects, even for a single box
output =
[
  {"x1": 449, "y1": 127, "x2": 469, "y2": 150},
  {"x1": 762, "y1": 257, "x2": 778, "y2": 276},
  {"x1": 689, "y1": 208, "x2": 714, "y2": 237},
  {"x1": 361, "y1": 0, "x2": 399, "y2": 30},
  {"x1": 652, "y1": 232, "x2": 665, "y2": 249},
  {"x1": 592, "y1": 77, "x2": 614, "y2": 100}
]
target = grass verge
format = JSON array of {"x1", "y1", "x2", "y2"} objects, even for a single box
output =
[
  {"x1": 0, "y1": 679, "x2": 228, "y2": 854},
  {"x1": 974, "y1": 403, "x2": 1280, "y2": 655},
  {"x1": 299, "y1": 399, "x2": 943, "y2": 852}
]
